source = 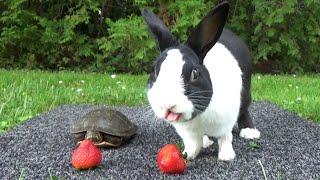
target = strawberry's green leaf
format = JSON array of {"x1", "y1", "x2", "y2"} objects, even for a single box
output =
[
  {"x1": 176, "y1": 142, "x2": 185, "y2": 152},
  {"x1": 182, "y1": 152, "x2": 188, "y2": 160}
]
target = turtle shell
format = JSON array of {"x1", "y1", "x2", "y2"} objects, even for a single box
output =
[{"x1": 71, "y1": 108, "x2": 137, "y2": 138}]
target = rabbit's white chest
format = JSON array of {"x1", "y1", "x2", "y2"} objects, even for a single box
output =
[{"x1": 201, "y1": 42, "x2": 243, "y2": 136}]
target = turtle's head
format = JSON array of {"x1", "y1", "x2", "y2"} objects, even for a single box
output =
[{"x1": 85, "y1": 131, "x2": 103, "y2": 144}]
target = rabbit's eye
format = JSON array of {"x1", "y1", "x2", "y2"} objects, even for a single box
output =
[{"x1": 190, "y1": 68, "x2": 199, "y2": 82}]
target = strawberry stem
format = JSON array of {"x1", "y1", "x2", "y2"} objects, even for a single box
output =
[{"x1": 176, "y1": 142, "x2": 185, "y2": 152}]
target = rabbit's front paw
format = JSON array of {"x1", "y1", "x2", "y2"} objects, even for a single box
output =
[
  {"x1": 183, "y1": 143, "x2": 202, "y2": 160},
  {"x1": 218, "y1": 144, "x2": 235, "y2": 161},
  {"x1": 218, "y1": 133, "x2": 235, "y2": 161},
  {"x1": 203, "y1": 135, "x2": 213, "y2": 148}
]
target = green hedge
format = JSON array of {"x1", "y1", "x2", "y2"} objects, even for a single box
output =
[{"x1": 0, "y1": 0, "x2": 319, "y2": 73}]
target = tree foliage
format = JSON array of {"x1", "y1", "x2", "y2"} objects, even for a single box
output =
[
  {"x1": 228, "y1": 0, "x2": 320, "y2": 73},
  {"x1": 0, "y1": 0, "x2": 319, "y2": 73}
]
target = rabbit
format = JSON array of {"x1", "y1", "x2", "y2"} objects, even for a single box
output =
[{"x1": 142, "y1": 1, "x2": 260, "y2": 161}]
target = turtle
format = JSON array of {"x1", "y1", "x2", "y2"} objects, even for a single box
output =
[{"x1": 71, "y1": 108, "x2": 137, "y2": 147}]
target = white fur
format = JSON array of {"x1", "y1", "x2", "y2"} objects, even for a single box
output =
[
  {"x1": 147, "y1": 49, "x2": 194, "y2": 121},
  {"x1": 203, "y1": 135, "x2": 213, "y2": 148},
  {"x1": 218, "y1": 132, "x2": 235, "y2": 161},
  {"x1": 148, "y1": 43, "x2": 242, "y2": 160},
  {"x1": 240, "y1": 128, "x2": 261, "y2": 139}
]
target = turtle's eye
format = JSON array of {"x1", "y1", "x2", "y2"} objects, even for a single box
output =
[{"x1": 190, "y1": 68, "x2": 199, "y2": 82}]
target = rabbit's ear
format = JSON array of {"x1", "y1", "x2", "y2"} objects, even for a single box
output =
[
  {"x1": 142, "y1": 9, "x2": 179, "y2": 52},
  {"x1": 186, "y1": 2, "x2": 229, "y2": 61}
]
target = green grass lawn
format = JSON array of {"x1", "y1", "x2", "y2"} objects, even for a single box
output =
[
  {"x1": 252, "y1": 74, "x2": 320, "y2": 122},
  {"x1": 0, "y1": 69, "x2": 319, "y2": 132}
]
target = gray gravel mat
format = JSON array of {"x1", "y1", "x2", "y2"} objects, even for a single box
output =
[{"x1": 0, "y1": 101, "x2": 319, "y2": 179}]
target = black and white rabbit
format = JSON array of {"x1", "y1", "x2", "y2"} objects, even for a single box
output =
[{"x1": 142, "y1": 1, "x2": 260, "y2": 161}]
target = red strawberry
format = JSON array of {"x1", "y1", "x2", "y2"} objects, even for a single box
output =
[
  {"x1": 157, "y1": 144, "x2": 186, "y2": 174},
  {"x1": 71, "y1": 139, "x2": 102, "y2": 170}
]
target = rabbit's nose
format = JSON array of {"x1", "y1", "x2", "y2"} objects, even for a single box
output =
[
  {"x1": 163, "y1": 104, "x2": 176, "y2": 111},
  {"x1": 161, "y1": 104, "x2": 176, "y2": 112}
]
